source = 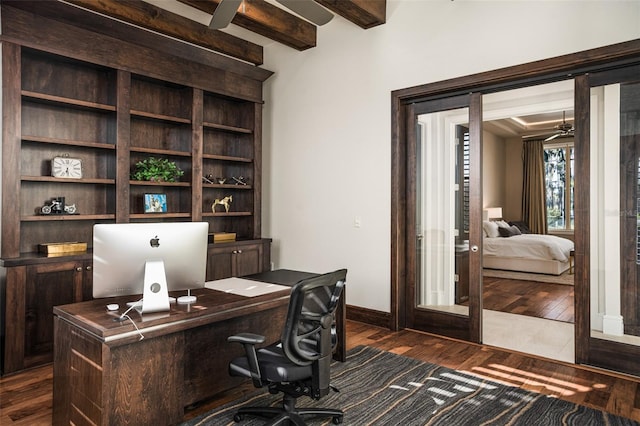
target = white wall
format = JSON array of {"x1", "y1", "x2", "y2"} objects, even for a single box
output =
[{"x1": 260, "y1": 0, "x2": 640, "y2": 313}]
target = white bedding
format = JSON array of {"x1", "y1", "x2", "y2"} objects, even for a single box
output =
[{"x1": 483, "y1": 234, "x2": 574, "y2": 262}]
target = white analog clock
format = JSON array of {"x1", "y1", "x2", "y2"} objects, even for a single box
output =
[{"x1": 51, "y1": 156, "x2": 83, "y2": 179}]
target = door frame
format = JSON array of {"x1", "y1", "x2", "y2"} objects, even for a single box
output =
[{"x1": 391, "y1": 40, "x2": 640, "y2": 347}]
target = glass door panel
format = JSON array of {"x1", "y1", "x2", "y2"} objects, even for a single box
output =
[
  {"x1": 416, "y1": 108, "x2": 470, "y2": 315},
  {"x1": 406, "y1": 93, "x2": 482, "y2": 343},
  {"x1": 589, "y1": 79, "x2": 640, "y2": 345}
]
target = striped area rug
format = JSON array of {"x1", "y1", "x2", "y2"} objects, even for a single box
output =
[{"x1": 182, "y1": 346, "x2": 637, "y2": 426}]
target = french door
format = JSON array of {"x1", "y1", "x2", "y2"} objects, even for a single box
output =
[
  {"x1": 575, "y1": 63, "x2": 640, "y2": 376},
  {"x1": 403, "y1": 93, "x2": 483, "y2": 342},
  {"x1": 391, "y1": 41, "x2": 640, "y2": 375}
]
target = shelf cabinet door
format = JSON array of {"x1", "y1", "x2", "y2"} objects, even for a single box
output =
[
  {"x1": 4, "y1": 260, "x2": 92, "y2": 373},
  {"x1": 206, "y1": 242, "x2": 267, "y2": 281}
]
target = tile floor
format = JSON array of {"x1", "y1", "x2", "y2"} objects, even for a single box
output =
[{"x1": 483, "y1": 309, "x2": 574, "y2": 363}]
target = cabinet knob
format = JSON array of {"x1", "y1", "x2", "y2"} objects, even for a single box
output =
[
  {"x1": 470, "y1": 245, "x2": 479, "y2": 253},
  {"x1": 76, "y1": 266, "x2": 83, "y2": 272},
  {"x1": 86, "y1": 265, "x2": 92, "y2": 271}
]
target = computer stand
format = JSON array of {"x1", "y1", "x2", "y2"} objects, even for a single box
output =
[
  {"x1": 139, "y1": 259, "x2": 170, "y2": 313},
  {"x1": 177, "y1": 289, "x2": 197, "y2": 304}
]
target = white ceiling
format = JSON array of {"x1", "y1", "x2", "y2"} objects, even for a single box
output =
[{"x1": 483, "y1": 80, "x2": 574, "y2": 139}]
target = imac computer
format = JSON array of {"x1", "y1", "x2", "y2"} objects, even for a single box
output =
[{"x1": 93, "y1": 222, "x2": 209, "y2": 313}]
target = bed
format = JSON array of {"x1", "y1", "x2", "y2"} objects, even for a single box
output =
[{"x1": 482, "y1": 221, "x2": 574, "y2": 276}]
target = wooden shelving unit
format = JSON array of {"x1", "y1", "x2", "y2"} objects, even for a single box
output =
[{"x1": 0, "y1": 13, "x2": 272, "y2": 373}]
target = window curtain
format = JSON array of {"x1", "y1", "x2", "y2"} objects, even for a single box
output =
[{"x1": 522, "y1": 139, "x2": 547, "y2": 234}]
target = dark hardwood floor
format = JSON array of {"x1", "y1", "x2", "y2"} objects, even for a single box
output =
[
  {"x1": 481, "y1": 276, "x2": 574, "y2": 323},
  {"x1": 2, "y1": 320, "x2": 640, "y2": 424}
]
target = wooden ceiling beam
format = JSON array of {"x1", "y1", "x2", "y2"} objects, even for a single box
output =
[
  {"x1": 179, "y1": 0, "x2": 317, "y2": 51},
  {"x1": 316, "y1": 0, "x2": 386, "y2": 29},
  {"x1": 62, "y1": 0, "x2": 264, "y2": 65}
]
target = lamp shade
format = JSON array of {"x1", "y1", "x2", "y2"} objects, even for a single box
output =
[{"x1": 483, "y1": 207, "x2": 503, "y2": 220}]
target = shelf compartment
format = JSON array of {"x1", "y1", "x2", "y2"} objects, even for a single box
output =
[
  {"x1": 21, "y1": 141, "x2": 116, "y2": 181},
  {"x1": 130, "y1": 75, "x2": 192, "y2": 122},
  {"x1": 22, "y1": 101, "x2": 116, "y2": 145},
  {"x1": 21, "y1": 181, "x2": 115, "y2": 218},
  {"x1": 203, "y1": 92, "x2": 254, "y2": 131},
  {"x1": 203, "y1": 129, "x2": 253, "y2": 159},
  {"x1": 204, "y1": 188, "x2": 253, "y2": 217},
  {"x1": 203, "y1": 215, "x2": 254, "y2": 240},
  {"x1": 131, "y1": 116, "x2": 192, "y2": 153},
  {"x1": 19, "y1": 220, "x2": 104, "y2": 254},
  {"x1": 22, "y1": 49, "x2": 116, "y2": 108},
  {"x1": 129, "y1": 185, "x2": 192, "y2": 215}
]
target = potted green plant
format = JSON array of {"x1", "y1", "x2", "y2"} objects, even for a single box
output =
[{"x1": 131, "y1": 157, "x2": 184, "y2": 182}]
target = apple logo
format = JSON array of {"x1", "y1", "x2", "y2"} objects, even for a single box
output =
[{"x1": 150, "y1": 235, "x2": 160, "y2": 248}]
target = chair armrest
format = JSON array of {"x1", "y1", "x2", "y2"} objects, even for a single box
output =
[
  {"x1": 228, "y1": 333, "x2": 265, "y2": 345},
  {"x1": 228, "y1": 333, "x2": 266, "y2": 387}
]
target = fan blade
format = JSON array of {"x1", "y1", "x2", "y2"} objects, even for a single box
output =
[
  {"x1": 544, "y1": 133, "x2": 561, "y2": 142},
  {"x1": 276, "y1": 0, "x2": 333, "y2": 25},
  {"x1": 209, "y1": 0, "x2": 243, "y2": 29}
]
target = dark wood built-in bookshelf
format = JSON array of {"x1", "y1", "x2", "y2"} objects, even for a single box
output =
[{"x1": 0, "y1": 4, "x2": 273, "y2": 374}]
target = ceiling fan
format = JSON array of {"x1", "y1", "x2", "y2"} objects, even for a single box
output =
[
  {"x1": 544, "y1": 111, "x2": 574, "y2": 142},
  {"x1": 209, "y1": 0, "x2": 334, "y2": 29}
]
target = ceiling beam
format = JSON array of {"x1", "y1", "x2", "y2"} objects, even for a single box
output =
[
  {"x1": 316, "y1": 0, "x2": 386, "y2": 29},
  {"x1": 179, "y1": 0, "x2": 317, "y2": 51},
  {"x1": 63, "y1": 0, "x2": 264, "y2": 65}
]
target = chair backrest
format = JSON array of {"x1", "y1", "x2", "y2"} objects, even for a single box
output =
[{"x1": 281, "y1": 269, "x2": 346, "y2": 367}]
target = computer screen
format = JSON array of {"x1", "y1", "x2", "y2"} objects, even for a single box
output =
[{"x1": 93, "y1": 222, "x2": 208, "y2": 312}]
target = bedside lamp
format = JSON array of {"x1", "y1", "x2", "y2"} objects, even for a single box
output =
[{"x1": 483, "y1": 207, "x2": 503, "y2": 221}]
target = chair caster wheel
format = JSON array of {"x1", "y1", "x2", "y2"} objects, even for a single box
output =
[
  {"x1": 332, "y1": 416, "x2": 343, "y2": 424},
  {"x1": 233, "y1": 414, "x2": 244, "y2": 422}
]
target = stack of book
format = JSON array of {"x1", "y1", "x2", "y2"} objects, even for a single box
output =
[
  {"x1": 38, "y1": 241, "x2": 87, "y2": 256},
  {"x1": 210, "y1": 232, "x2": 236, "y2": 243}
]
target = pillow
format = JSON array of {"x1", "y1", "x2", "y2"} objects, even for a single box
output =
[
  {"x1": 495, "y1": 220, "x2": 510, "y2": 228},
  {"x1": 498, "y1": 225, "x2": 522, "y2": 237},
  {"x1": 508, "y1": 221, "x2": 531, "y2": 234},
  {"x1": 483, "y1": 220, "x2": 500, "y2": 238}
]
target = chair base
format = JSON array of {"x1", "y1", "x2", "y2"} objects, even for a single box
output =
[{"x1": 234, "y1": 406, "x2": 343, "y2": 425}]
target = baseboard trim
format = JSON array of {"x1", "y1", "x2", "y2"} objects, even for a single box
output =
[{"x1": 346, "y1": 305, "x2": 391, "y2": 329}]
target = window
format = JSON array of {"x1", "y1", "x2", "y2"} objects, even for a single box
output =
[{"x1": 544, "y1": 142, "x2": 574, "y2": 231}]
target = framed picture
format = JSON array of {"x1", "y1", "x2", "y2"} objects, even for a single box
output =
[{"x1": 144, "y1": 193, "x2": 167, "y2": 213}]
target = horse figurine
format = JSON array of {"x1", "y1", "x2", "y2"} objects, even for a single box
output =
[{"x1": 212, "y1": 195, "x2": 233, "y2": 213}]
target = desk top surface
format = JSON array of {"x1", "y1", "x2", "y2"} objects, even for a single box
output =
[{"x1": 53, "y1": 270, "x2": 315, "y2": 344}]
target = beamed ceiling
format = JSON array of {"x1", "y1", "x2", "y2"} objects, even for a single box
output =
[{"x1": 4, "y1": 0, "x2": 386, "y2": 66}]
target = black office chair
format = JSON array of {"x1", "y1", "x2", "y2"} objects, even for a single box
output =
[{"x1": 228, "y1": 269, "x2": 347, "y2": 425}]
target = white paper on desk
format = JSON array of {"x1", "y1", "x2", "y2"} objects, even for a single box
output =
[{"x1": 204, "y1": 277, "x2": 290, "y2": 297}]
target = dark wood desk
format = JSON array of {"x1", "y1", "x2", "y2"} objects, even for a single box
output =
[{"x1": 52, "y1": 270, "x2": 345, "y2": 425}]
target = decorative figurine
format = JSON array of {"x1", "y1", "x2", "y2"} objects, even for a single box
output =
[
  {"x1": 212, "y1": 195, "x2": 232, "y2": 213},
  {"x1": 231, "y1": 176, "x2": 248, "y2": 186},
  {"x1": 41, "y1": 197, "x2": 77, "y2": 215}
]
